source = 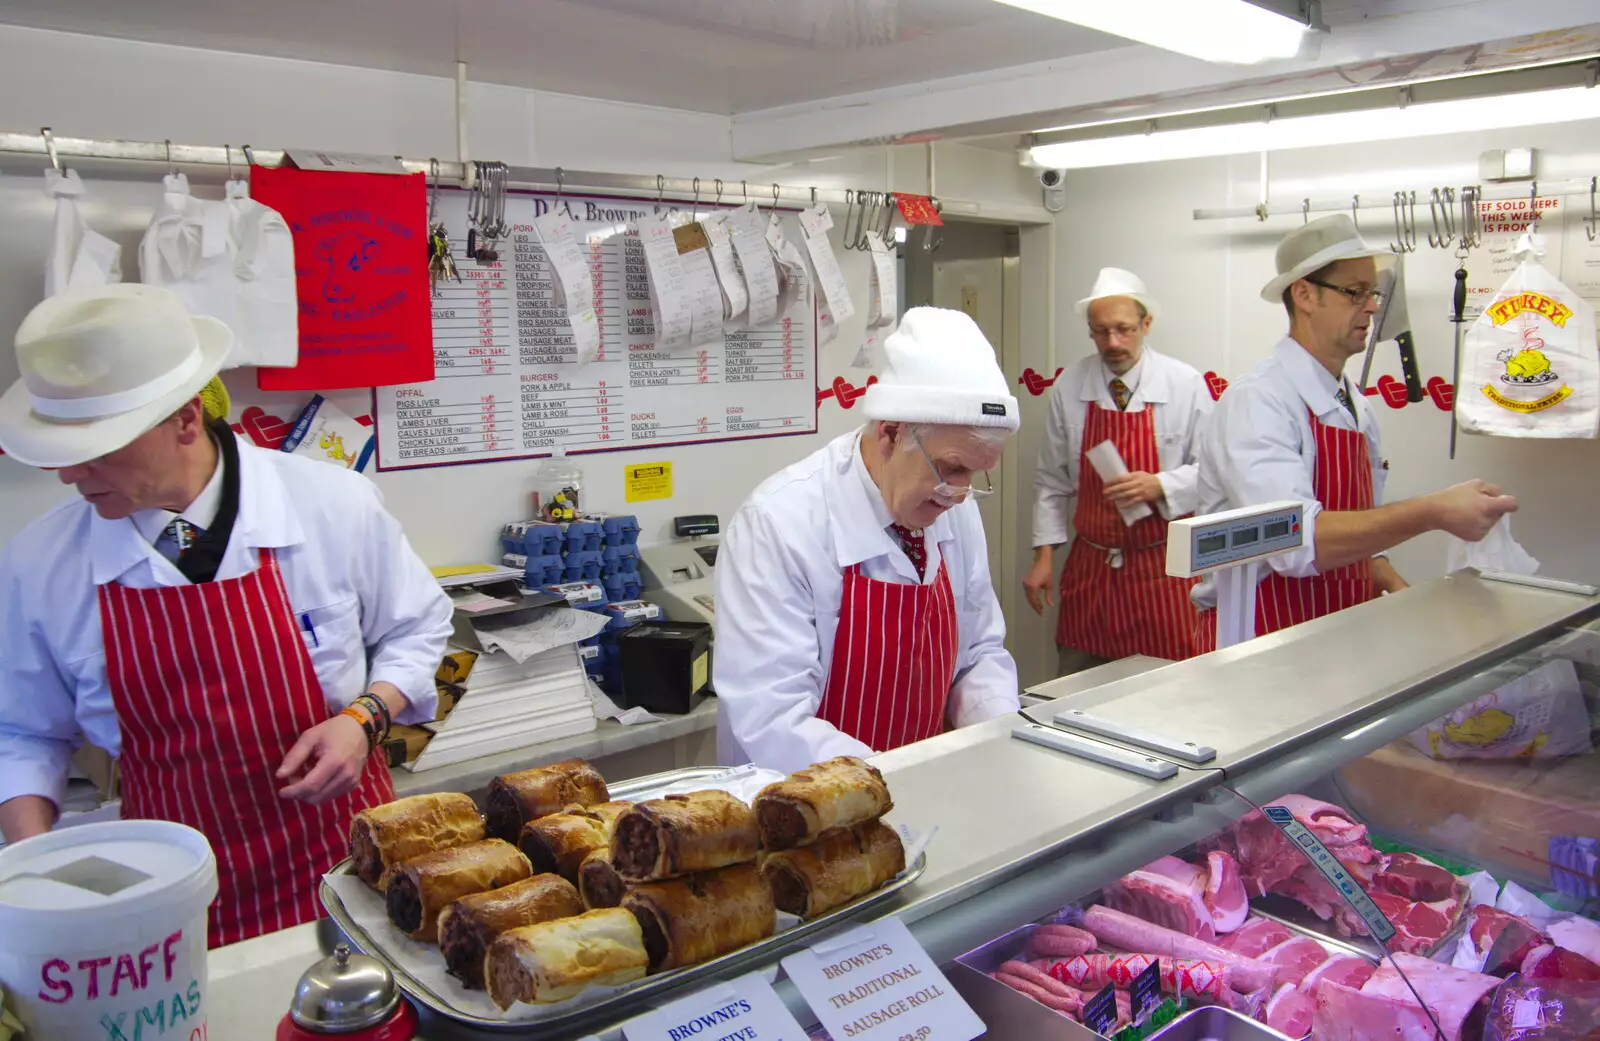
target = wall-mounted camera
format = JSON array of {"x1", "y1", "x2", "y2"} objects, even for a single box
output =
[
  {"x1": 1039, "y1": 169, "x2": 1066, "y2": 212},
  {"x1": 1038, "y1": 169, "x2": 1064, "y2": 188}
]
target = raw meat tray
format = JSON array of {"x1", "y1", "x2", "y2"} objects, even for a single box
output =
[{"x1": 320, "y1": 764, "x2": 927, "y2": 1034}]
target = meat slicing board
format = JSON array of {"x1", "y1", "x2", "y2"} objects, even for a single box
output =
[{"x1": 320, "y1": 763, "x2": 927, "y2": 1034}]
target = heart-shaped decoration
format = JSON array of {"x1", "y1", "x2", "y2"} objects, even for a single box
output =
[
  {"x1": 1426, "y1": 375, "x2": 1456, "y2": 411},
  {"x1": 1203, "y1": 371, "x2": 1229, "y2": 401},
  {"x1": 238, "y1": 405, "x2": 292, "y2": 448},
  {"x1": 1373, "y1": 374, "x2": 1409, "y2": 409},
  {"x1": 815, "y1": 385, "x2": 836, "y2": 405},
  {"x1": 1018, "y1": 367, "x2": 1065, "y2": 397}
]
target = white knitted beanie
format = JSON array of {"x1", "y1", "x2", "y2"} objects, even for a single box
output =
[{"x1": 859, "y1": 307, "x2": 1020, "y2": 431}]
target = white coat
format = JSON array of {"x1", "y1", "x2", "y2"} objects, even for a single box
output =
[
  {"x1": 1032, "y1": 347, "x2": 1214, "y2": 549},
  {"x1": 712, "y1": 430, "x2": 1020, "y2": 774},
  {"x1": 1192, "y1": 337, "x2": 1389, "y2": 610},
  {"x1": 0, "y1": 440, "x2": 453, "y2": 811},
  {"x1": 44, "y1": 169, "x2": 122, "y2": 298}
]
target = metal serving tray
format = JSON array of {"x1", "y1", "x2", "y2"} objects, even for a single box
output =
[
  {"x1": 1145, "y1": 1007, "x2": 1297, "y2": 1041},
  {"x1": 320, "y1": 764, "x2": 926, "y2": 1034}
]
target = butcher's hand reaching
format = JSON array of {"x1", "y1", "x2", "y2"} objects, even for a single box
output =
[
  {"x1": 1102, "y1": 471, "x2": 1164, "y2": 510},
  {"x1": 1024, "y1": 546, "x2": 1056, "y2": 616},
  {"x1": 1429, "y1": 480, "x2": 1518, "y2": 542}
]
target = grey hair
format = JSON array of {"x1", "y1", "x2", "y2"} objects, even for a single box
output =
[{"x1": 875, "y1": 420, "x2": 1010, "y2": 450}]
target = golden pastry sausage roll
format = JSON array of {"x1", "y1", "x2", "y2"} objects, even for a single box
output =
[
  {"x1": 384, "y1": 839, "x2": 531, "y2": 943},
  {"x1": 610, "y1": 789, "x2": 760, "y2": 882},
  {"x1": 438, "y1": 874, "x2": 584, "y2": 990},
  {"x1": 485, "y1": 759, "x2": 610, "y2": 842},
  {"x1": 348, "y1": 792, "x2": 486, "y2": 889},
  {"x1": 754, "y1": 756, "x2": 893, "y2": 850},
  {"x1": 519, "y1": 801, "x2": 631, "y2": 884},
  {"x1": 622, "y1": 862, "x2": 776, "y2": 973},
  {"x1": 579, "y1": 850, "x2": 628, "y2": 909},
  {"x1": 486, "y1": 908, "x2": 649, "y2": 1008},
  {"x1": 761, "y1": 821, "x2": 905, "y2": 919}
]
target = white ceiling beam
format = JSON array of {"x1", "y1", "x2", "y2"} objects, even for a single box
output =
[{"x1": 730, "y1": 0, "x2": 1599, "y2": 161}]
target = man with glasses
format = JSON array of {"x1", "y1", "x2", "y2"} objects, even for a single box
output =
[
  {"x1": 1026, "y1": 268, "x2": 1214, "y2": 676},
  {"x1": 1193, "y1": 215, "x2": 1518, "y2": 648},
  {"x1": 712, "y1": 308, "x2": 1020, "y2": 772}
]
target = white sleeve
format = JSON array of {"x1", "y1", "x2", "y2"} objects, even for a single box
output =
[
  {"x1": 1031, "y1": 384, "x2": 1078, "y2": 547},
  {"x1": 711, "y1": 506, "x2": 873, "y2": 775},
  {"x1": 352, "y1": 481, "x2": 454, "y2": 725},
  {"x1": 947, "y1": 506, "x2": 1020, "y2": 727},
  {"x1": 1154, "y1": 373, "x2": 1215, "y2": 520},
  {"x1": 1205, "y1": 382, "x2": 1323, "y2": 579},
  {"x1": 0, "y1": 546, "x2": 78, "y2": 812}
]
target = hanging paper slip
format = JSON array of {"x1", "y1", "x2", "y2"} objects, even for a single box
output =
[
  {"x1": 766, "y1": 214, "x2": 810, "y2": 321},
  {"x1": 673, "y1": 223, "x2": 726, "y2": 348},
  {"x1": 637, "y1": 212, "x2": 694, "y2": 351},
  {"x1": 799, "y1": 204, "x2": 855, "y2": 333},
  {"x1": 701, "y1": 213, "x2": 749, "y2": 327},
  {"x1": 866, "y1": 230, "x2": 897, "y2": 331},
  {"x1": 728, "y1": 203, "x2": 780, "y2": 328},
  {"x1": 533, "y1": 210, "x2": 602, "y2": 364}
]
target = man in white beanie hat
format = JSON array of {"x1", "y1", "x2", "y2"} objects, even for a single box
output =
[
  {"x1": 0, "y1": 284, "x2": 451, "y2": 946},
  {"x1": 1193, "y1": 215, "x2": 1517, "y2": 647},
  {"x1": 713, "y1": 307, "x2": 1021, "y2": 773},
  {"x1": 1025, "y1": 268, "x2": 1213, "y2": 675}
]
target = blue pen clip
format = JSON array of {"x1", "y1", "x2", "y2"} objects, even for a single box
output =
[{"x1": 301, "y1": 612, "x2": 319, "y2": 648}]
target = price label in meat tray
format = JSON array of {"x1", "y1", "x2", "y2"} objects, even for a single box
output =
[
  {"x1": 782, "y1": 917, "x2": 982, "y2": 1041},
  {"x1": 1261, "y1": 804, "x2": 1397, "y2": 943}
]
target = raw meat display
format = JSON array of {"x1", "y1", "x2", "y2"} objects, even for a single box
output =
[
  {"x1": 1025, "y1": 922, "x2": 1097, "y2": 959},
  {"x1": 1373, "y1": 851, "x2": 1460, "y2": 902},
  {"x1": 1469, "y1": 904, "x2": 1548, "y2": 976},
  {"x1": 1258, "y1": 935, "x2": 1331, "y2": 987},
  {"x1": 1312, "y1": 978, "x2": 1441, "y2": 1041},
  {"x1": 1298, "y1": 954, "x2": 1376, "y2": 995},
  {"x1": 1204, "y1": 851, "x2": 1250, "y2": 934},
  {"x1": 1265, "y1": 982, "x2": 1317, "y2": 1037},
  {"x1": 1219, "y1": 916, "x2": 1295, "y2": 957},
  {"x1": 1549, "y1": 915, "x2": 1600, "y2": 965},
  {"x1": 1367, "y1": 890, "x2": 1465, "y2": 954},
  {"x1": 1042, "y1": 952, "x2": 1237, "y2": 1002},
  {"x1": 1104, "y1": 864, "x2": 1217, "y2": 941},
  {"x1": 1361, "y1": 953, "x2": 1501, "y2": 1041},
  {"x1": 1081, "y1": 905, "x2": 1279, "y2": 991},
  {"x1": 1522, "y1": 944, "x2": 1600, "y2": 982},
  {"x1": 1483, "y1": 980, "x2": 1600, "y2": 1040}
]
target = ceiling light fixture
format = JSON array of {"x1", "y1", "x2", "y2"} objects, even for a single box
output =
[
  {"x1": 1029, "y1": 83, "x2": 1600, "y2": 170},
  {"x1": 990, "y1": 0, "x2": 1313, "y2": 65}
]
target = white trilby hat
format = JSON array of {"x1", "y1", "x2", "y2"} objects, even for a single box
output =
[
  {"x1": 1075, "y1": 267, "x2": 1159, "y2": 320},
  {"x1": 0, "y1": 284, "x2": 232, "y2": 468},
  {"x1": 861, "y1": 307, "x2": 1020, "y2": 431},
  {"x1": 1261, "y1": 214, "x2": 1395, "y2": 302}
]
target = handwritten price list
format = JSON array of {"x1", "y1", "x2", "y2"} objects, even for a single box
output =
[{"x1": 376, "y1": 190, "x2": 817, "y2": 470}]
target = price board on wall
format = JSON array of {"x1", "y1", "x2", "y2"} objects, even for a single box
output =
[{"x1": 374, "y1": 190, "x2": 817, "y2": 470}]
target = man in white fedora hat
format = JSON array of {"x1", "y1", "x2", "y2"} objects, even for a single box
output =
[
  {"x1": 0, "y1": 284, "x2": 451, "y2": 946},
  {"x1": 713, "y1": 307, "x2": 1020, "y2": 773},
  {"x1": 1025, "y1": 267, "x2": 1213, "y2": 675},
  {"x1": 1193, "y1": 215, "x2": 1517, "y2": 648}
]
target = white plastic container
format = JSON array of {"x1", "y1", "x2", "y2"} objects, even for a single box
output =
[
  {"x1": 534, "y1": 449, "x2": 584, "y2": 522},
  {"x1": 0, "y1": 819, "x2": 218, "y2": 1040}
]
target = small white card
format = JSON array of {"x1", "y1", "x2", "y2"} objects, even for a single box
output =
[
  {"x1": 781, "y1": 918, "x2": 981, "y2": 1041},
  {"x1": 622, "y1": 974, "x2": 807, "y2": 1041}
]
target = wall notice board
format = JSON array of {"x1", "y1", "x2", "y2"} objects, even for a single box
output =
[{"x1": 374, "y1": 190, "x2": 818, "y2": 470}]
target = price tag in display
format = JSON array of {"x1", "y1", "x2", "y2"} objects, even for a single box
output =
[
  {"x1": 623, "y1": 974, "x2": 807, "y2": 1041},
  {"x1": 1130, "y1": 957, "x2": 1162, "y2": 1025},
  {"x1": 1081, "y1": 984, "x2": 1117, "y2": 1035},
  {"x1": 1261, "y1": 805, "x2": 1397, "y2": 943},
  {"x1": 781, "y1": 918, "x2": 982, "y2": 1041}
]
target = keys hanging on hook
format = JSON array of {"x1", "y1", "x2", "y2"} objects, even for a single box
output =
[
  {"x1": 426, "y1": 159, "x2": 460, "y2": 294},
  {"x1": 1428, "y1": 187, "x2": 1456, "y2": 249}
]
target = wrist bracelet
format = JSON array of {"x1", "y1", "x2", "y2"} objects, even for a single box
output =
[
  {"x1": 356, "y1": 693, "x2": 392, "y2": 745},
  {"x1": 339, "y1": 705, "x2": 380, "y2": 750}
]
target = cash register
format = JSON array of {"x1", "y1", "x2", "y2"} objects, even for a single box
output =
[{"x1": 637, "y1": 514, "x2": 719, "y2": 624}]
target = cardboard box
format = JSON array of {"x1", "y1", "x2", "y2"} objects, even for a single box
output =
[
  {"x1": 436, "y1": 650, "x2": 479, "y2": 686},
  {"x1": 383, "y1": 724, "x2": 434, "y2": 767}
]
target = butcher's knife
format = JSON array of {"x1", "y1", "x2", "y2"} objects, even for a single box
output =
[{"x1": 1359, "y1": 257, "x2": 1424, "y2": 402}]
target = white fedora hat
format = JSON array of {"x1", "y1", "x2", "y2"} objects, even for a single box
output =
[
  {"x1": 1261, "y1": 214, "x2": 1394, "y2": 302},
  {"x1": 0, "y1": 284, "x2": 232, "y2": 468},
  {"x1": 1075, "y1": 267, "x2": 1159, "y2": 320}
]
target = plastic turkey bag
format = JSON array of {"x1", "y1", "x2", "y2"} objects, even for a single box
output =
[
  {"x1": 1406, "y1": 658, "x2": 1590, "y2": 760},
  {"x1": 1446, "y1": 514, "x2": 1539, "y2": 575}
]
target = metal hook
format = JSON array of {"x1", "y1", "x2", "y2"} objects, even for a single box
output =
[
  {"x1": 165, "y1": 139, "x2": 175, "y2": 177},
  {"x1": 1427, "y1": 187, "x2": 1456, "y2": 249},
  {"x1": 225, "y1": 144, "x2": 237, "y2": 182},
  {"x1": 691, "y1": 177, "x2": 701, "y2": 220},
  {"x1": 1586, "y1": 176, "x2": 1597, "y2": 243},
  {"x1": 1302, "y1": 198, "x2": 1310, "y2": 225},
  {"x1": 1458, "y1": 185, "x2": 1483, "y2": 252},
  {"x1": 714, "y1": 178, "x2": 724, "y2": 207},
  {"x1": 1390, "y1": 190, "x2": 1416, "y2": 254},
  {"x1": 879, "y1": 190, "x2": 897, "y2": 243},
  {"x1": 1351, "y1": 195, "x2": 1361, "y2": 236},
  {"x1": 810, "y1": 186, "x2": 818, "y2": 207},
  {"x1": 922, "y1": 198, "x2": 944, "y2": 252},
  {"x1": 856, "y1": 192, "x2": 878, "y2": 250},
  {"x1": 241, "y1": 144, "x2": 256, "y2": 167},
  {"x1": 655, "y1": 174, "x2": 666, "y2": 213},
  {"x1": 840, "y1": 190, "x2": 860, "y2": 250},
  {"x1": 771, "y1": 182, "x2": 781, "y2": 212},
  {"x1": 40, "y1": 127, "x2": 62, "y2": 173},
  {"x1": 741, "y1": 180, "x2": 750, "y2": 206},
  {"x1": 427, "y1": 159, "x2": 440, "y2": 221},
  {"x1": 1529, "y1": 180, "x2": 1541, "y2": 228}
]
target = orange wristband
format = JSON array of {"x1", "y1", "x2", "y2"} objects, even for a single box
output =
[{"x1": 339, "y1": 704, "x2": 371, "y2": 726}]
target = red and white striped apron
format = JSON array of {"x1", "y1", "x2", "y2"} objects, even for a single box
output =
[
  {"x1": 99, "y1": 549, "x2": 394, "y2": 947},
  {"x1": 1195, "y1": 408, "x2": 1375, "y2": 651},
  {"x1": 816, "y1": 559, "x2": 959, "y2": 752},
  {"x1": 1057, "y1": 403, "x2": 1199, "y2": 661}
]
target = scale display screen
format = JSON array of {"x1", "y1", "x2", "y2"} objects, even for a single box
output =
[
  {"x1": 1233, "y1": 527, "x2": 1260, "y2": 547},
  {"x1": 1167, "y1": 501, "x2": 1305, "y2": 578},
  {"x1": 1198, "y1": 534, "x2": 1227, "y2": 555},
  {"x1": 1264, "y1": 519, "x2": 1291, "y2": 539}
]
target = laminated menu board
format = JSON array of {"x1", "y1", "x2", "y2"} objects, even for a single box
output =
[{"x1": 373, "y1": 190, "x2": 817, "y2": 470}]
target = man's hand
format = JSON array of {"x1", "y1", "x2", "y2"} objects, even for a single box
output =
[
  {"x1": 0, "y1": 794, "x2": 56, "y2": 845},
  {"x1": 1428, "y1": 480, "x2": 1518, "y2": 541},
  {"x1": 1023, "y1": 548, "x2": 1056, "y2": 616},
  {"x1": 277, "y1": 714, "x2": 371, "y2": 805},
  {"x1": 1102, "y1": 471, "x2": 1164, "y2": 509},
  {"x1": 1370, "y1": 556, "x2": 1409, "y2": 596}
]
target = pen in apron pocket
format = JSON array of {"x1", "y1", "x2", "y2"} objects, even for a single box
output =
[{"x1": 300, "y1": 612, "x2": 319, "y2": 647}]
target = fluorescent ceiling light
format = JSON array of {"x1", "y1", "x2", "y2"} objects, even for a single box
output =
[
  {"x1": 1030, "y1": 85, "x2": 1600, "y2": 170},
  {"x1": 991, "y1": 0, "x2": 1308, "y2": 64}
]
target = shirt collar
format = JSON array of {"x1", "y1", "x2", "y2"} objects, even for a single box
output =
[
  {"x1": 1277, "y1": 337, "x2": 1348, "y2": 421},
  {"x1": 1080, "y1": 348, "x2": 1170, "y2": 405},
  {"x1": 826, "y1": 429, "x2": 956, "y2": 570},
  {"x1": 131, "y1": 440, "x2": 226, "y2": 545}
]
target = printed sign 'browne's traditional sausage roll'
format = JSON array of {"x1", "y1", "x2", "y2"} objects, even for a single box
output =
[
  {"x1": 438, "y1": 874, "x2": 584, "y2": 990},
  {"x1": 348, "y1": 792, "x2": 486, "y2": 888},
  {"x1": 622, "y1": 862, "x2": 777, "y2": 972},
  {"x1": 384, "y1": 839, "x2": 532, "y2": 943},
  {"x1": 486, "y1": 908, "x2": 650, "y2": 1008},
  {"x1": 760, "y1": 820, "x2": 905, "y2": 919},
  {"x1": 485, "y1": 759, "x2": 610, "y2": 842},
  {"x1": 753, "y1": 756, "x2": 894, "y2": 850},
  {"x1": 609, "y1": 789, "x2": 761, "y2": 881}
]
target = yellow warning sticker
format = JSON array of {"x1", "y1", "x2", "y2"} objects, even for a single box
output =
[{"x1": 624, "y1": 461, "x2": 673, "y2": 503}]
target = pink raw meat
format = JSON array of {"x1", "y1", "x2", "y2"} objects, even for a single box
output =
[
  {"x1": 1258, "y1": 936, "x2": 1329, "y2": 987},
  {"x1": 1204, "y1": 851, "x2": 1249, "y2": 934},
  {"x1": 1145, "y1": 855, "x2": 1204, "y2": 885},
  {"x1": 1104, "y1": 868, "x2": 1216, "y2": 941},
  {"x1": 1265, "y1": 983, "x2": 1316, "y2": 1038},
  {"x1": 1299, "y1": 954, "x2": 1376, "y2": 995},
  {"x1": 1080, "y1": 905, "x2": 1278, "y2": 991},
  {"x1": 1522, "y1": 944, "x2": 1600, "y2": 982},
  {"x1": 1312, "y1": 978, "x2": 1439, "y2": 1041},
  {"x1": 1469, "y1": 905, "x2": 1546, "y2": 976},
  {"x1": 1362, "y1": 952, "x2": 1501, "y2": 1041},
  {"x1": 1219, "y1": 917, "x2": 1294, "y2": 958},
  {"x1": 1372, "y1": 852, "x2": 1458, "y2": 902},
  {"x1": 1356, "y1": 891, "x2": 1463, "y2": 954}
]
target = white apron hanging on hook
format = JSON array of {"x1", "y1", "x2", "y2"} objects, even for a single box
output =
[
  {"x1": 1457, "y1": 232, "x2": 1598, "y2": 440},
  {"x1": 225, "y1": 176, "x2": 299, "y2": 368},
  {"x1": 140, "y1": 172, "x2": 240, "y2": 355},
  {"x1": 44, "y1": 168, "x2": 122, "y2": 297}
]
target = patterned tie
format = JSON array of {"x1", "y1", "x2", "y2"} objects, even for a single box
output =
[
  {"x1": 1109, "y1": 377, "x2": 1131, "y2": 411},
  {"x1": 889, "y1": 524, "x2": 927, "y2": 581},
  {"x1": 1336, "y1": 386, "x2": 1358, "y2": 423},
  {"x1": 157, "y1": 518, "x2": 202, "y2": 566}
]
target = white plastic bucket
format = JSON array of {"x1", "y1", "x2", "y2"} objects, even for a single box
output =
[{"x1": 0, "y1": 819, "x2": 218, "y2": 1041}]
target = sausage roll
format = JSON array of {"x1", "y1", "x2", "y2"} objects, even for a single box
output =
[
  {"x1": 438, "y1": 874, "x2": 584, "y2": 990},
  {"x1": 580, "y1": 850, "x2": 628, "y2": 909},
  {"x1": 485, "y1": 759, "x2": 610, "y2": 842},
  {"x1": 622, "y1": 862, "x2": 776, "y2": 973},
  {"x1": 384, "y1": 839, "x2": 532, "y2": 943},
  {"x1": 519, "y1": 801, "x2": 631, "y2": 884},
  {"x1": 760, "y1": 820, "x2": 905, "y2": 919},
  {"x1": 610, "y1": 789, "x2": 760, "y2": 882},
  {"x1": 754, "y1": 756, "x2": 893, "y2": 851},
  {"x1": 349, "y1": 792, "x2": 485, "y2": 889},
  {"x1": 486, "y1": 908, "x2": 649, "y2": 1008}
]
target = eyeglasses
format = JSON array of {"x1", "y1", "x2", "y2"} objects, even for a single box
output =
[
  {"x1": 1305, "y1": 277, "x2": 1385, "y2": 307},
  {"x1": 1089, "y1": 323, "x2": 1143, "y2": 342},
  {"x1": 910, "y1": 428, "x2": 994, "y2": 506}
]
